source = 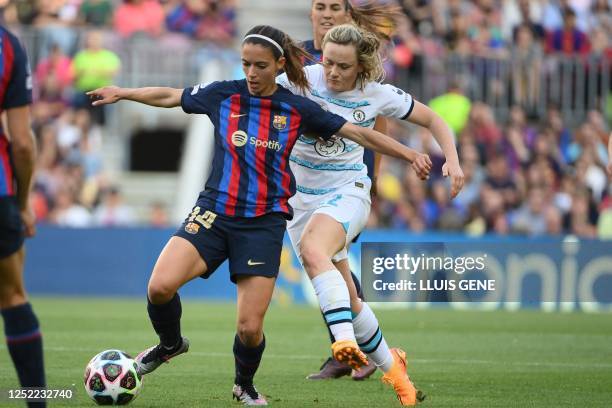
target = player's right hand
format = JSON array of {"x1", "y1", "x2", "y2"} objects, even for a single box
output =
[
  {"x1": 442, "y1": 161, "x2": 465, "y2": 199},
  {"x1": 607, "y1": 160, "x2": 612, "y2": 179},
  {"x1": 87, "y1": 86, "x2": 122, "y2": 106},
  {"x1": 20, "y1": 205, "x2": 36, "y2": 238},
  {"x1": 412, "y1": 153, "x2": 432, "y2": 180}
]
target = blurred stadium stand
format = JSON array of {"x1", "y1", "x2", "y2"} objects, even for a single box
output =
[{"x1": 2, "y1": 0, "x2": 610, "y2": 239}]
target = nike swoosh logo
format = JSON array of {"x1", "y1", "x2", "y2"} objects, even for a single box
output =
[
  {"x1": 231, "y1": 113, "x2": 247, "y2": 118},
  {"x1": 247, "y1": 259, "x2": 265, "y2": 266}
]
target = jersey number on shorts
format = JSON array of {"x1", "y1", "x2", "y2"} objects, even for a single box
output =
[{"x1": 189, "y1": 207, "x2": 218, "y2": 229}]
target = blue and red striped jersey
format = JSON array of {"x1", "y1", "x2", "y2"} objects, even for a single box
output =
[
  {"x1": 0, "y1": 26, "x2": 33, "y2": 198},
  {"x1": 181, "y1": 79, "x2": 346, "y2": 219}
]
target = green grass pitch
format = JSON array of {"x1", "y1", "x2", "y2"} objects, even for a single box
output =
[{"x1": 1, "y1": 298, "x2": 611, "y2": 407}]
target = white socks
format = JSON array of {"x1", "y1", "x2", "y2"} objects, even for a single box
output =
[
  {"x1": 312, "y1": 270, "x2": 355, "y2": 343},
  {"x1": 353, "y1": 302, "x2": 394, "y2": 373}
]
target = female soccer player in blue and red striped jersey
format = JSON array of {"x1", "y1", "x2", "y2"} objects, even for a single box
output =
[
  {"x1": 88, "y1": 24, "x2": 430, "y2": 406},
  {"x1": 0, "y1": 25, "x2": 47, "y2": 405}
]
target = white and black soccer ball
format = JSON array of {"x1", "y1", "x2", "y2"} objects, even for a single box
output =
[{"x1": 84, "y1": 350, "x2": 143, "y2": 405}]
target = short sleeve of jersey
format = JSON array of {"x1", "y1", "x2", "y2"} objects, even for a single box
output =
[
  {"x1": 2, "y1": 34, "x2": 32, "y2": 109},
  {"x1": 298, "y1": 97, "x2": 347, "y2": 141},
  {"x1": 378, "y1": 84, "x2": 415, "y2": 121},
  {"x1": 181, "y1": 81, "x2": 222, "y2": 115}
]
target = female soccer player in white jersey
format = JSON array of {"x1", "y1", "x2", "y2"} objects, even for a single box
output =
[
  {"x1": 277, "y1": 24, "x2": 464, "y2": 406},
  {"x1": 303, "y1": 0, "x2": 405, "y2": 382}
]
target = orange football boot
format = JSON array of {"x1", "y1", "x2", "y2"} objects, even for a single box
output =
[{"x1": 381, "y1": 348, "x2": 426, "y2": 406}]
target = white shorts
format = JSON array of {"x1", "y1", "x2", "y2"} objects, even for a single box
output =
[{"x1": 287, "y1": 179, "x2": 371, "y2": 264}]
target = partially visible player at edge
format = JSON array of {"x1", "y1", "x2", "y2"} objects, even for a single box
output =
[
  {"x1": 607, "y1": 132, "x2": 612, "y2": 178},
  {"x1": 302, "y1": 0, "x2": 403, "y2": 381},
  {"x1": 88, "y1": 25, "x2": 430, "y2": 406},
  {"x1": 0, "y1": 25, "x2": 47, "y2": 408}
]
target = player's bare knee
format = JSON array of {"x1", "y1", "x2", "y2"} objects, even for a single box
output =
[
  {"x1": 300, "y1": 240, "x2": 326, "y2": 271},
  {"x1": 236, "y1": 319, "x2": 263, "y2": 346},
  {"x1": 147, "y1": 281, "x2": 176, "y2": 304}
]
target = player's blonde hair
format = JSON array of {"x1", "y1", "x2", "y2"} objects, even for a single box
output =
[
  {"x1": 343, "y1": 0, "x2": 399, "y2": 42},
  {"x1": 322, "y1": 24, "x2": 385, "y2": 88}
]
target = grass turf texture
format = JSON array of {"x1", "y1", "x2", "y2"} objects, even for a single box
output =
[{"x1": 1, "y1": 298, "x2": 611, "y2": 407}]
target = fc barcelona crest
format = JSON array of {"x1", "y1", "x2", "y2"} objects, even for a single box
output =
[
  {"x1": 184, "y1": 222, "x2": 200, "y2": 234},
  {"x1": 273, "y1": 115, "x2": 287, "y2": 130}
]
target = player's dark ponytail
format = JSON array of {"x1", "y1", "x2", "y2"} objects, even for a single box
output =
[{"x1": 243, "y1": 25, "x2": 311, "y2": 94}]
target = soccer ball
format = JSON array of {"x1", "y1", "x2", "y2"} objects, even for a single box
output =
[{"x1": 84, "y1": 350, "x2": 143, "y2": 405}]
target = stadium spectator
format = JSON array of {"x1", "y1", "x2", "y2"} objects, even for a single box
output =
[
  {"x1": 510, "y1": 24, "x2": 543, "y2": 111},
  {"x1": 93, "y1": 186, "x2": 136, "y2": 227},
  {"x1": 32, "y1": 72, "x2": 71, "y2": 127},
  {"x1": 463, "y1": 102, "x2": 503, "y2": 151},
  {"x1": 443, "y1": 8, "x2": 469, "y2": 51},
  {"x1": 49, "y1": 186, "x2": 93, "y2": 227},
  {"x1": 166, "y1": 0, "x2": 236, "y2": 45},
  {"x1": 589, "y1": 0, "x2": 612, "y2": 33},
  {"x1": 484, "y1": 153, "x2": 520, "y2": 208},
  {"x1": 508, "y1": 0, "x2": 545, "y2": 42},
  {"x1": 114, "y1": 0, "x2": 165, "y2": 38},
  {"x1": 79, "y1": 0, "x2": 114, "y2": 27},
  {"x1": 72, "y1": 30, "x2": 120, "y2": 124},
  {"x1": 34, "y1": 43, "x2": 74, "y2": 97},
  {"x1": 510, "y1": 186, "x2": 548, "y2": 235},
  {"x1": 428, "y1": 80, "x2": 471, "y2": 137},
  {"x1": 564, "y1": 187, "x2": 598, "y2": 237},
  {"x1": 148, "y1": 201, "x2": 170, "y2": 227},
  {"x1": 165, "y1": 0, "x2": 207, "y2": 39},
  {"x1": 34, "y1": 0, "x2": 80, "y2": 58},
  {"x1": 545, "y1": 7, "x2": 590, "y2": 55},
  {"x1": 0, "y1": 0, "x2": 38, "y2": 25},
  {"x1": 454, "y1": 143, "x2": 484, "y2": 210}
]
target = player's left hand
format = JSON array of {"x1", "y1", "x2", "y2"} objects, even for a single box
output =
[
  {"x1": 606, "y1": 160, "x2": 612, "y2": 179},
  {"x1": 20, "y1": 205, "x2": 36, "y2": 238},
  {"x1": 412, "y1": 153, "x2": 432, "y2": 180},
  {"x1": 87, "y1": 86, "x2": 122, "y2": 106},
  {"x1": 442, "y1": 161, "x2": 465, "y2": 199}
]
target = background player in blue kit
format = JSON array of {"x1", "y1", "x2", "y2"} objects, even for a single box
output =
[
  {"x1": 0, "y1": 25, "x2": 46, "y2": 408},
  {"x1": 88, "y1": 24, "x2": 429, "y2": 406}
]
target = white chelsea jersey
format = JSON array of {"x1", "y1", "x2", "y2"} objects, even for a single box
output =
[{"x1": 276, "y1": 64, "x2": 415, "y2": 209}]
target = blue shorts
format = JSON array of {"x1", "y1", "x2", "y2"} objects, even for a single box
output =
[
  {"x1": 174, "y1": 205, "x2": 287, "y2": 283},
  {"x1": 0, "y1": 196, "x2": 23, "y2": 258}
]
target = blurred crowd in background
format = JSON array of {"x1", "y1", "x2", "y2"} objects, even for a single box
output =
[{"x1": 0, "y1": 0, "x2": 610, "y2": 237}]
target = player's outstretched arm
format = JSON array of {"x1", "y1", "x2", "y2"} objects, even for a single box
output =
[
  {"x1": 337, "y1": 122, "x2": 432, "y2": 180},
  {"x1": 404, "y1": 100, "x2": 465, "y2": 198},
  {"x1": 87, "y1": 86, "x2": 183, "y2": 108}
]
